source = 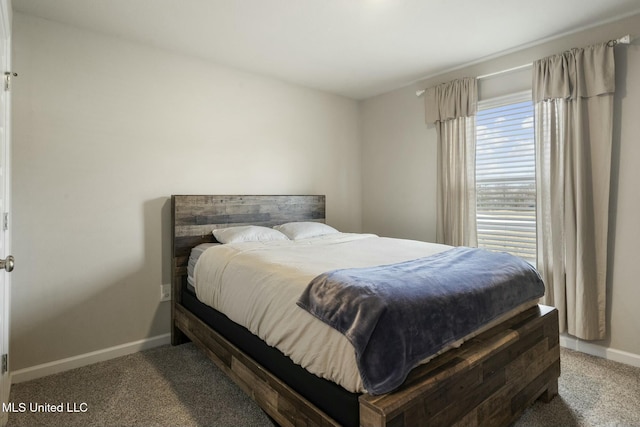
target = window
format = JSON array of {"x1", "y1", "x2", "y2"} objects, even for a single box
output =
[{"x1": 475, "y1": 92, "x2": 536, "y2": 263}]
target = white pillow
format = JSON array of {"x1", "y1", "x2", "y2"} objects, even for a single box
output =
[
  {"x1": 273, "y1": 222, "x2": 339, "y2": 240},
  {"x1": 213, "y1": 226, "x2": 289, "y2": 244}
]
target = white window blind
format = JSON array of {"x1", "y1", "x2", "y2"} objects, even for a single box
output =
[{"x1": 475, "y1": 93, "x2": 536, "y2": 263}]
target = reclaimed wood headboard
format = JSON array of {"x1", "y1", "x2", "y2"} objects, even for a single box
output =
[
  {"x1": 170, "y1": 194, "x2": 325, "y2": 345},
  {"x1": 171, "y1": 194, "x2": 326, "y2": 277}
]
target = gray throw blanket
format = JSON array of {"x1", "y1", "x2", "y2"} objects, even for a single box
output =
[{"x1": 297, "y1": 247, "x2": 544, "y2": 395}]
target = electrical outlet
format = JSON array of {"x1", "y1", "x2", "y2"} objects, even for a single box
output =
[{"x1": 160, "y1": 284, "x2": 171, "y2": 302}]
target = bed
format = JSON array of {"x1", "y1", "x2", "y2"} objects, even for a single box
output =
[{"x1": 171, "y1": 194, "x2": 560, "y2": 427}]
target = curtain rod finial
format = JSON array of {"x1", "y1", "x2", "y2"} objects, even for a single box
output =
[
  {"x1": 609, "y1": 35, "x2": 632, "y2": 47},
  {"x1": 618, "y1": 35, "x2": 631, "y2": 44}
]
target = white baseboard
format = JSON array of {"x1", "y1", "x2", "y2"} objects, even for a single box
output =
[
  {"x1": 560, "y1": 334, "x2": 640, "y2": 368},
  {"x1": 10, "y1": 332, "x2": 639, "y2": 385},
  {"x1": 10, "y1": 333, "x2": 171, "y2": 384}
]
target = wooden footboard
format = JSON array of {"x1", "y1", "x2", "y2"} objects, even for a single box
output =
[
  {"x1": 175, "y1": 298, "x2": 559, "y2": 427},
  {"x1": 359, "y1": 305, "x2": 560, "y2": 427}
]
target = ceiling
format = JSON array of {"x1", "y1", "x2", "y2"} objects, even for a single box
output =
[{"x1": 11, "y1": 0, "x2": 640, "y2": 99}]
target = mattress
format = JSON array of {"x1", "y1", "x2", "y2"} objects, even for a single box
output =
[
  {"x1": 187, "y1": 243, "x2": 218, "y2": 290},
  {"x1": 192, "y1": 233, "x2": 539, "y2": 394}
]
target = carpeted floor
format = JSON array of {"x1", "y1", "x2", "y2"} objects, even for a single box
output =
[
  {"x1": 6, "y1": 344, "x2": 640, "y2": 427},
  {"x1": 7, "y1": 344, "x2": 273, "y2": 427},
  {"x1": 515, "y1": 347, "x2": 640, "y2": 426}
]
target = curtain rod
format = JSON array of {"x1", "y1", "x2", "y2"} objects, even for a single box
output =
[
  {"x1": 414, "y1": 64, "x2": 531, "y2": 97},
  {"x1": 415, "y1": 34, "x2": 632, "y2": 97}
]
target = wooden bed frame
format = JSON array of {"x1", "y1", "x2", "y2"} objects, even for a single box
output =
[{"x1": 171, "y1": 195, "x2": 560, "y2": 427}]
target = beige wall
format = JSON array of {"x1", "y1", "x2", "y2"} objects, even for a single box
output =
[
  {"x1": 11, "y1": 13, "x2": 362, "y2": 370},
  {"x1": 361, "y1": 14, "x2": 640, "y2": 356},
  {"x1": 361, "y1": 85, "x2": 437, "y2": 242}
]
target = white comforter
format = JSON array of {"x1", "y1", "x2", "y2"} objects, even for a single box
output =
[{"x1": 194, "y1": 233, "x2": 454, "y2": 393}]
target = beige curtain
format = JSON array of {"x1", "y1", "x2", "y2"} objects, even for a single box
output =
[
  {"x1": 424, "y1": 77, "x2": 478, "y2": 247},
  {"x1": 533, "y1": 43, "x2": 615, "y2": 340}
]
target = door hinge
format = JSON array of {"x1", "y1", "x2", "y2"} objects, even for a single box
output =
[
  {"x1": 3, "y1": 212, "x2": 7, "y2": 231},
  {"x1": 4, "y1": 72, "x2": 17, "y2": 91},
  {"x1": 1, "y1": 354, "x2": 7, "y2": 374}
]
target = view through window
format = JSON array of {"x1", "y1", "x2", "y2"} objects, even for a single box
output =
[{"x1": 475, "y1": 93, "x2": 536, "y2": 263}]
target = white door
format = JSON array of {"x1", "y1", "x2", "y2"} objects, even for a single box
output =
[{"x1": 0, "y1": 0, "x2": 12, "y2": 424}]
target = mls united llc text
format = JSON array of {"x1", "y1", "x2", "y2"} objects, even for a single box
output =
[{"x1": 2, "y1": 402, "x2": 88, "y2": 413}]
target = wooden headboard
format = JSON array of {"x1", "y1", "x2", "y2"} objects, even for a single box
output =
[
  {"x1": 170, "y1": 195, "x2": 326, "y2": 345},
  {"x1": 171, "y1": 194, "x2": 326, "y2": 276}
]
